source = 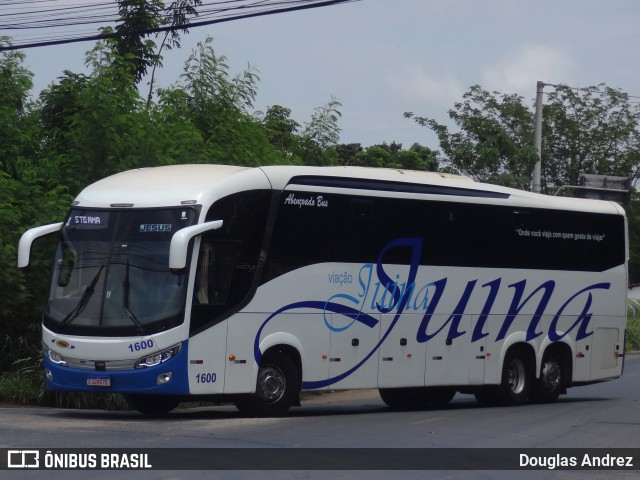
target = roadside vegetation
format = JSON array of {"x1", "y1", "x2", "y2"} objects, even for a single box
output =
[{"x1": 626, "y1": 299, "x2": 640, "y2": 351}]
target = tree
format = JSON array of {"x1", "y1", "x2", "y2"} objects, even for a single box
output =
[
  {"x1": 405, "y1": 85, "x2": 538, "y2": 189},
  {"x1": 354, "y1": 144, "x2": 391, "y2": 168},
  {"x1": 173, "y1": 37, "x2": 281, "y2": 166},
  {"x1": 0, "y1": 40, "x2": 34, "y2": 178},
  {"x1": 302, "y1": 96, "x2": 342, "y2": 148},
  {"x1": 335, "y1": 143, "x2": 363, "y2": 166},
  {"x1": 406, "y1": 143, "x2": 440, "y2": 171},
  {"x1": 406, "y1": 83, "x2": 640, "y2": 192},
  {"x1": 259, "y1": 105, "x2": 301, "y2": 155},
  {"x1": 38, "y1": 71, "x2": 90, "y2": 153},
  {"x1": 113, "y1": 0, "x2": 165, "y2": 83},
  {"x1": 0, "y1": 40, "x2": 72, "y2": 341},
  {"x1": 287, "y1": 96, "x2": 342, "y2": 166},
  {"x1": 542, "y1": 83, "x2": 640, "y2": 191},
  {"x1": 344, "y1": 142, "x2": 439, "y2": 171},
  {"x1": 147, "y1": 0, "x2": 203, "y2": 104}
]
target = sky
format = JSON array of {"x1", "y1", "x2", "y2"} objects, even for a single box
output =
[{"x1": 11, "y1": 0, "x2": 640, "y2": 150}]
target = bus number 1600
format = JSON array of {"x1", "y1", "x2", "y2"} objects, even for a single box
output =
[
  {"x1": 196, "y1": 373, "x2": 217, "y2": 383},
  {"x1": 128, "y1": 340, "x2": 154, "y2": 352}
]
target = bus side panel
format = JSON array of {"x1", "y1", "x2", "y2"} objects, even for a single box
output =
[
  {"x1": 224, "y1": 313, "x2": 261, "y2": 394},
  {"x1": 224, "y1": 312, "x2": 332, "y2": 394},
  {"x1": 377, "y1": 313, "x2": 427, "y2": 388},
  {"x1": 424, "y1": 315, "x2": 479, "y2": 386},
  {"x1": 590, "y1": 319, "x2": 625, "y2": 381},
  {"x1": 327, "y1": 312, "x2": 381, "y2": 390},
  {"x1": 260, "y1": 313, "x2": 331, "y2": 388},
  {"x1": 187, "y1": 322, "x2": 228, "y2": 394},
  {"x1": 481, "y1": 316, "x2": 534, "y2": 386},
  {"x1": 571, "y1": 328, "x2": 593, "y2": 383},
  {"x1": 468, "y1": 317, "x2": 487, "y2": 385}
]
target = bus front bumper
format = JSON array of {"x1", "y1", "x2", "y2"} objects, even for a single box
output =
[{"x1": 42, "y1": 345, "x2": 190, "y2": 395}]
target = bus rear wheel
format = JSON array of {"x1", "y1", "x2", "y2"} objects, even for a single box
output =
[
  {"x1": 235, "y1": 352, "x2": 298, "y2": 417},
  {"x1": 475, "y1": 350, "x2": 532, "y2": 406},
  {"x1": 124, "y1": 394, "x2": 181, "y2": 415},
  {"x1": 499, "y1": 350, "x2": 532, "y2": 405},
  {"x1": 531, "y1": 353, "x2": 564, "y2": 403}
]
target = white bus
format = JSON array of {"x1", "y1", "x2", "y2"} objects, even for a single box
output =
[{"x1": 19, "y1": 164, "x2": 628, "y2": 416}]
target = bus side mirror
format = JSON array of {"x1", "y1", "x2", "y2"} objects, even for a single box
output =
[
  {"x1": 18, "y1": 223, "x2": 64, "y2": 270},
  {"x1": 169, "y1": 220, "x2": 223, "y2": 271}
]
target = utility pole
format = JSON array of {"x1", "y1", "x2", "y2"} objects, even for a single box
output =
[{"x1": 532, "y1": 81, "x2": 544, "y2": 193}]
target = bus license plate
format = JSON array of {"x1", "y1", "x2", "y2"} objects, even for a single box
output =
[{"x1": 86, "y1": 377, "x2": 111, "y2": 387}]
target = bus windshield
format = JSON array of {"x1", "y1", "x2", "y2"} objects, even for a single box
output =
[{"x1": 45, "y1": 207, "x2": 199, "y2": 336}]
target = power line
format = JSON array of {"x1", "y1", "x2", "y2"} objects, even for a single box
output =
[
  {"x1": 542, "y1": 82, "x2": 640, "y2": 103},
  {"x1": 0, "y1": 0, "x2": 360, "y2": 51}
]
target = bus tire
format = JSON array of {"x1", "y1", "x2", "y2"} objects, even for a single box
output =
[
  {"x1": 235, "y1": 352, "x2": 298, "y2": 417},
  {"x1": 123, "y1": 394, "x2": 180, "y2": 415},
  {"x1": 531, "y1": 352, "x2": 563, "y2": 403},
  {"x1": 499, "y1": 349, "x2": 532, "y2": 405}
]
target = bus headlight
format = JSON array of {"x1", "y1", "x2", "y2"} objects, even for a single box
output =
[
  {"x1": 135, "y1": 344, "x2": 181, "y2": 369},
  {"x1": 47, "y1": 349, "x2": 67, "y2": 366}
]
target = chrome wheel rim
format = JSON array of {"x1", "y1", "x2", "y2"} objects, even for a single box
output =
[
  {"x1": 256, "y1": 365, "x2": 285, "y2": 403},
  {"x1": 507, "y1": 358, "x2": 526, "y2": 394}
]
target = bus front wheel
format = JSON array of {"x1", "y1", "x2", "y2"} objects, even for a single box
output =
[{"x1": 235, "y1": 352, "x2": 298, "y2": 417}]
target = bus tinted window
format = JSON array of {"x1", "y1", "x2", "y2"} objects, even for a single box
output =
[
  {"x1": 190, "y1": 190, "x2": 271, "y2": 333},
  {"x1": 264, "y1": 191, "x2": 625, "y2": 281}
]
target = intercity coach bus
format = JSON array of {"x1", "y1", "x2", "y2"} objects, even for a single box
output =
[{"x1": 18, "y1": 165, "x2": 627, "y2": 416}]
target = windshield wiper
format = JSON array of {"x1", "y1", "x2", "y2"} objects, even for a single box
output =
[
  {"x1": 60, "y1": 265, "x2": 104, "y2": 329},
  {"x1": 123, "y1": 259, "x2": 145, "y2": 335},
  {"x1": 123, "y1": 306, "x2": 144, "y2": 334}
]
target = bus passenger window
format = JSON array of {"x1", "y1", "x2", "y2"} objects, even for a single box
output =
[{"x1": 194, "y1": 241, "x2": 239, "y2": 306}]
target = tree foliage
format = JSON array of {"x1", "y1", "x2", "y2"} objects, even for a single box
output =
[
  {"x1": 405, "y1": 85, "x2": 538, "y2": 189},
  {"x1": 332, "y1": 141, "x2": 439, "y2": 171},
  {"x1": 113, "y1": 0, "x2": 165, "y2": 82},
  {"x1": 406, "y1": 83, "x2": 640, "y2": 192},
  {"x1": 542, "y1": 84, "x2": 640, "y2": 191},
  {"x1": 0, "y1": 39, "x2": 72, "y2": 349}
]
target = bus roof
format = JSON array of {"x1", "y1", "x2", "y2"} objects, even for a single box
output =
[
  {"x1": 71, "y1": 164, "x2": 624, "y2": 216},
  {"x1": 73, "y1": 164, "x2": 259, "y2": 209}
]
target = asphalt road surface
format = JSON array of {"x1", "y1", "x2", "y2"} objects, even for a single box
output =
[{"x1": 1, "y1": 353, "x2": 638, "y2": 480}]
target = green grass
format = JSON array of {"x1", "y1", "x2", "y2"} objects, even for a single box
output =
[
  {"x1": 0, "y1": 369, "x2": 128, "y2": 410},
  {"x1": 0, "y1": 335, "x2": 47, "y2": 405},
  {"x1": 0, "y1": 335, "x2": 127, "y2": 409},
  {"x1": 627, "y1": 299, "x2": 640, "y2": 351},
  {"x1": 0, "y1": 368, "x2": 46, "y2": 405}
]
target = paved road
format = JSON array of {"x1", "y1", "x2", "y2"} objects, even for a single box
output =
[{"x1": 1, "y1": 353, "x2": 638, "y2": 479}]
